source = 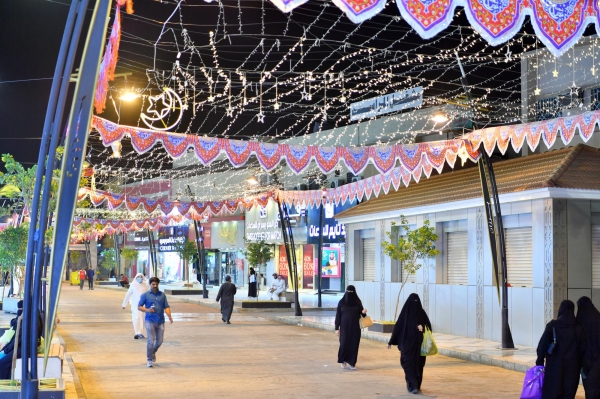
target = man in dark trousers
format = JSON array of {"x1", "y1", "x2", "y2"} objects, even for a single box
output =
[
  {"x1": 216, "y1": 275, "x2": 236, "y2": 324},
  {"x1": 86, "y1": 267, "x2": 95, "y2": 290}
]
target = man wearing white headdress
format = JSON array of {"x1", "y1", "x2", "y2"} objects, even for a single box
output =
[{"x1": 122, "y1": 273, "x2": 150, "y2": 339}]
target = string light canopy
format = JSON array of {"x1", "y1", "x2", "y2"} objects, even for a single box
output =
[{"x1": 81, "y1": 0, "x2": 600, "y2": 224}]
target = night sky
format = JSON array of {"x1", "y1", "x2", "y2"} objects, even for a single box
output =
[{"x1": 0, "y1": 0, "x2": 72, "y2": 167}]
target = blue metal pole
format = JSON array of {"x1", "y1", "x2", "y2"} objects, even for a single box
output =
[{"x1": 20, "y1": 0, "x2": 81, "y2": 395}]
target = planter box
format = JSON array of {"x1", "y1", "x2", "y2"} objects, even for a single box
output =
[
  {"x1": 368, "y1": 322, "x2": 395, "y2": 334},
  {"x1": 3, "y1": 298, "x2": 20, "y2": 314},
  {"x1": 240, "y1": 301, "x2": 292, "y2": 309},
  {"x1": 0, "y1": 378, "x2": 65, "y2": 398},
  {"x1": 97, "y1": 281, "x2": 119, "y2": 286},
  {"x1": 164, "y1": 289, "x2": 206, "y2": 296}
]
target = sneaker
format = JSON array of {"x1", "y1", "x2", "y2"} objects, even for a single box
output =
[
  {"x1": 226, "y1": 321, "x2": 231, "y2": 324},
  {"x1": 139, "y1": 335, "x2": 145, "y2": 339},
  {"x1": 152, "y1": 354, "x2": 156, "y2": 364},
  {"x1": 341, "y1": 362, "x2": 347, "y2": 369},
  {"x1": 410, "y1": 389, "x2": 419, "y2": 394},
  {"x1": 147, "y1": 361, "x2": 153, "y2": 368},
  {"x1": 349, "y1": 365, "x2": 356, "y2": 370},
  {"x1": 134, "y1": 335, "x2": 139, "y2": 339}
]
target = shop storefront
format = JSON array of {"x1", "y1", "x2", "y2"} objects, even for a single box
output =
[
  {"x1": 156, "y1": 225, "x2": 189, "y2": 283},
  {"x1": 123, "y1": 230, "x2": 151, "y2": 278},
  {"x1": 191, "y1": 216, "x2": 246, "y2": 287},
  {"x1": 307, "y1": 199, "x2": 356, "y2": 292}
]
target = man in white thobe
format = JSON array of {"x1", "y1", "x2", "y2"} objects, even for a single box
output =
[
  {"x1": 268, "y1": 273, "x2": 286, "y2": 300},
  {"x1": 122, "y1": 273, "x2": 150, "y2": 339}
]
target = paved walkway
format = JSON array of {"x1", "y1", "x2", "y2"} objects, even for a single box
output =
[{"x1": 51, "y1": 283, "x2": 585, "y2": 398}]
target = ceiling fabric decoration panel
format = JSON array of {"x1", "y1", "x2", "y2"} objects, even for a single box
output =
[{"x1": 269, "y1": 0, "x2": 599, "y2": 57}]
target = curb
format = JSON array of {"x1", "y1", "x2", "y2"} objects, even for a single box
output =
[
  {"x1": 65, "y1": 353, "x2": 86, "y2": 399},
  {"x1": 274, "y1": 316, "x2": 534, "y2": 375}
]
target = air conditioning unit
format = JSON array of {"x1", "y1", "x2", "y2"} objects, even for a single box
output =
[
  {"x1": 350, "y1": 176, "x2": 363, "y2": 183},
  {"x1": 330, "y1": 179, "x2": 345, "y2": 188},
  {"x1": 293, "y1": 183, "x2": 308, "y2": 191}
]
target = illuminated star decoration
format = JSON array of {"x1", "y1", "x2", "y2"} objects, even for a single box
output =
[
  {"x1": 592, "y1": 66, "x2": 597, "y2": 76},
  {"x1": 534, "y1": 87, "x2": 541, "y2": 95},
  {"x1": 226, "y1": 106, "x2": 234, "y2": 117},
  {"x1": 256, "y1": 111, "x2": 265, "y2": 123},
  {"x1": 140, "y1": 87, "x2": 183, "y2": 131},
  {"x1": 273, "y1": 102, "x2": 280, "y2": 110},
  {"x1": 505, "y1": 47, "x2": 512, "y2": 62},
  {"x1": 552, "y1": 69, "x2": 559, "y2": 78}
]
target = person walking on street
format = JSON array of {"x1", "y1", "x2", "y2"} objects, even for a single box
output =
[
  {"x1": 247, "y1": 267, "x2": 257, "y2": 299},
  {"x1": 138, "y1": 277, "x2": 173, "y2": 368},
  {"x1": 122, "y1": 273, "x2": 150, "y2": 339},
  {"x1": 334, "y1": 285, "x2": 367, "y2": 370},
  {"x1": 78, "y1": 269, "x2": 86, "y2": 290},
  {"x1": 216, "y1": 275, "x2": 236, "y2": 324},
  {"x1": 86, "y1": 267, "x2": 95, "y2": 290},
  {"x1": 576, "y1": 296, "x2": 600, "y2": 398},
  {"x1": 388, "y1": 293, "x2": 432, "y2": 395},
  {"x1": 536, "y1": 299, "x2": 585, "y2": 399}
]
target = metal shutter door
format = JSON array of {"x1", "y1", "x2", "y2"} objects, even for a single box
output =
[
  {"x1": 592, "y1": 226, "x2": 600, "y2": 288},
  {"x1": 505, "y1": 227, "x2": 533, "y2": 288},
  {"x1": 447, "y1": 232, "x2": 468, "y2": 285},
  {"x1": 362, "y1": 237, "x2": 375, "y2": 282}
]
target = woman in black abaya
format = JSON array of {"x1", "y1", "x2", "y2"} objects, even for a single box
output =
[
  {"x1": 334, "y1": 285, "x2": 367, "y2": 370},
  {"x1": 536, "y1": 299, "x2": 585, "y2": 399},
  {"x1": 247, "y1": 267, "x2": 257, "y2": 298},
  {"x1": 388, "y1": 293, "x2": 431, "y2": 395},
  {"x1": 576, "y1": 296, "x2": 600, "y2": 399}
]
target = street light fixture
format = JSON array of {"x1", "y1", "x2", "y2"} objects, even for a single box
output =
[
  {"x1": 431, "y1": 111, "x2": 449, "y2": 124},
  {"x1": 119, "y1": 90, "x2": 139, "y2": 101}
]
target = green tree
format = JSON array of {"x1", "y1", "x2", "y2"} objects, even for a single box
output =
[
  {"x1": 0, "y1": 225, "x2": 28, "y2": 298},
  {"x1": 100, "y1": 248, "x2": 117, "y2": 278},
  {"x1": 174, "y1": 241, "x2": 196, "y2": 282},
  {"x1": 243, "y1": 240, "x2": 273, "y2": 300},
  {"x1": 69, "y1": 250, "x2": 85, "y2": 271},
  {"x1": 382, "y1": 216, "x2": 440, "y2": 320},
  {"x1": 121, "y1": 248, "x2": 139, "y2": 276}
]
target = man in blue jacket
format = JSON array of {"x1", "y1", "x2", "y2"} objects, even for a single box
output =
[
  {"x1": 86, "y1": 267, "x2": 95, "y2": 290},
  {"x1": 138, "y1": 277, "x2": 173, "y2": 367}
]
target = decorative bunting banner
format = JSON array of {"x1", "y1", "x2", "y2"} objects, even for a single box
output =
[
  {"x1": 269, "y1": 0, "x2": 600, "y2": 57},
  {"x1": 72, "y1": 214, "x2": 187, "y2": 235},
  {"x1": 91, "y1": 116, "x2": 480, "y2": 178},
  {"x1": 466, "y1": 109, "x2": 600, "y2": 156}
]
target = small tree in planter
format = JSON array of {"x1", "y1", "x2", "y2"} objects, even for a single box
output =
[
  {"x1": 69, "y1": 251, "x2": 85, "y2": 271},
  {"x1": 100, "y1": 248, "x2": 117, "y2": 279},
  {"x1": 243, "y1": 240, "x2": 272, "y2": 300},
  {"x1": 174, "y1": 241, "x2": 196, "y2": 282},
  {"x1": 382, "y1": 216, "x2": 439, "y2": 321},
  {"x1": 0, "y1": 225, "x2": 28, "y2": 298},
  {"x1": 121, "y1": 248, "x2": 139, "y2": 277}
]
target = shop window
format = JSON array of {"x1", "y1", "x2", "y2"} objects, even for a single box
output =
[
  {"x1": 592, "y1": 88, "x2": 600, "y2": 111},
  {"x1": 505, "y1": 227, "x2": 533, "y2": 288},
  {"x1": 592, "y1": 225, "x2": 600, "y2": 288},
  {"x1": 446, "y1": 231, "x2": 468, "y2": 285}
]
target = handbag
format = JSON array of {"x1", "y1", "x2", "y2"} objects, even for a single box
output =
[
  {"x1": 359, "y1": 315, "x2": 374, "y2": 329},
  {"x1": 420, "y1": 326, "x2": 438, "y2": 356},
  {"x1": 520, "y1": 366, "x2": 544, "y2": 399},
  {"x1": 547, "y1": 327, "x2": 556, "y2": 355}
]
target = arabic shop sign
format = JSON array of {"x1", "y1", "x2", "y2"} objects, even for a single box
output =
[
  {"x1": 245, "y1": 200, "x2": 283, "y2": 243},
  {"x1": 307, "y1": 200, "x2": 356, "y2": 244},
  {"x1": 157, "y1": 225, "x2": 189, "y2": 252},
  {"x1": 349, "y1": 86, "x2": 423, "y2": 121}
]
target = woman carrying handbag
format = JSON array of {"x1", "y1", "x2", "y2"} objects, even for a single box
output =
[
  {"x1": 334, "y1": 285, "x2": 367, "y2": 370},
  {"x1": 535, "y1": 300, "x2": 585, "y2": 399},
  {"x1": 388, "y1": 293, "x2": 432, "y2": 395}
]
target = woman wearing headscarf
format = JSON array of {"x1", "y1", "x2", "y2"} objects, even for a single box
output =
[
  {"x1": 536, "y1": 299, "x2": 585, "y2": 399},
  {"x1": 248, "y1": 267, "x2": 257, "y2": 299},
  {"x1": 122, "y1": 273, "x2": 150, "y2": 339},
  {"x1": 576, "y1": 296, "x2": 600, "y2": 398},
  {"x1": 334, "y1": 285, "x2": 367, "y2": 370},
  {"x1": 388, "y1": 293, "x2": 432, "y2": 394}
]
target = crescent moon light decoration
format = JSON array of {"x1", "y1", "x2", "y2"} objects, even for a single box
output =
[{"x1": 140, "y1": 87, "x2": 183, "y2": 131}]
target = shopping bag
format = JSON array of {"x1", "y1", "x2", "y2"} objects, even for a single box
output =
[
  {"x1": 359, "y1": 316, "x2": 374, "y2": 329},
  {"x1": 520, "y1": 366, "x2": 544, "y2": 399},
  {"x1": 420, "y1": 326, "x2": 438, "y2": 356}
]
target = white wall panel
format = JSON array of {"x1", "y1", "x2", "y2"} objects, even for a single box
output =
[
  {"x1": 451, "y1": 285, "x2": 469, "y2": 337},
  {"x1": 510, "y1": 288, "x2": 533, "y2": 346},
  {"x1": 532, "y1": 288, "x2": 546, "y2": 347},
  {"x1": 435, "y1": 285, "x2": 453, "y2": 334},
  {"x1": 468, "y1": 285, "x2": 477, "y2": 338}
]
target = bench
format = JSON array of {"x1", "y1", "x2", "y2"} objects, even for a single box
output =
[
  {"x1": 15, "y1": 343, "x2": 64, "y2": 379},
  {"x1": 278, "y1": 291, "x2": 295, "y2": 302}
]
